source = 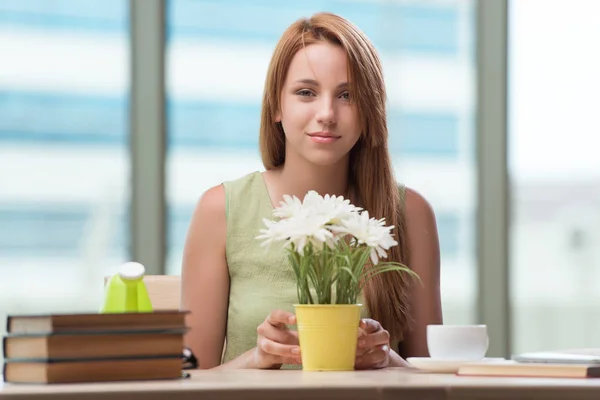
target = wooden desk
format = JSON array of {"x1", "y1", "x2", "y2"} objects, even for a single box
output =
[{"x1": 2, "y1": 368, "x2": 600, "y2": 400}]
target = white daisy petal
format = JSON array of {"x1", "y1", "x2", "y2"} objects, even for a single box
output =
[{"x1": 369, "y1": 248, "x2": 379, "y2": 265}]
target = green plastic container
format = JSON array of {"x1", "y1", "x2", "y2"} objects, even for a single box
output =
[{"x1": 100, "y1": 262, "x2": 153, "y2": 313}]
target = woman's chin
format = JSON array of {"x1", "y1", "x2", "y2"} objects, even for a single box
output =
[{"x1": 303, "y1": 152, "x2": 349, "y2": 168}]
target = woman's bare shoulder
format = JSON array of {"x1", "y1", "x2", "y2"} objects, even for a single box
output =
[
  {"x1": 196, "y1": 184, "x2": 226, "y2": 215},
  {"x1": 403, "y1": 187, "x2": 437, "y2": 225}
]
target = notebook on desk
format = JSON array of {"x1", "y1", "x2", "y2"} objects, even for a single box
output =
[
  {"x1": 457, "y1": 349, "x2": 600, "y2": 378},
  {"x1": 512, "y1": 351, "x2": 600, "y2": 365},
  {"x1": 457, "y1": 360, "x2": 600, "y2": 378}
]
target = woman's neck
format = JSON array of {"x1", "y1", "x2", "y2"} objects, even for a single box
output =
[{"x1": 264, "y1": 156, "x2": 351, "y2": 207}]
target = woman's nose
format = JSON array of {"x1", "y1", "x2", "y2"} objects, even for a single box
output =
[{"x1": 316, "y1": 96, "x2": 336, "y2": 124}]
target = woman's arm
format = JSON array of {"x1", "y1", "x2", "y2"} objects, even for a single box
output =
[
  {"x1": 181, "y1": 185, "x2": 232, "y2": 369},
  {"x1": 180, "y1": 185, "x2": 301, "y2": 370},
  {"x1": 397, "y1": 187, "x2": 443, "y2": 359}
]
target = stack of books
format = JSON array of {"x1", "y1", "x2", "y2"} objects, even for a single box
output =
[{"x1": 2, "y1": 310, "x2": 188, "y2": 384}]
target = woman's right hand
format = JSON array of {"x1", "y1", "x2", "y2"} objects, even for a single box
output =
[{"x1": 253, "y1": 310, "x2": 302, "y2": 369}]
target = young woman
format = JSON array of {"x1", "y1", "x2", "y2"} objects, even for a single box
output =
[{"x1": 181, "y1": 12, "x2": 442, "y2": 370}]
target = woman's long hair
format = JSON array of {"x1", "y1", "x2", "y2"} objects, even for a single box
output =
[{"x1": 259, "y1": 12, "x2": 412, "y2": 343}]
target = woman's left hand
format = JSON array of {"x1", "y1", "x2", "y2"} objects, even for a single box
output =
[{"x1": 355, "y1": 318, "x2": 391, "y2": 369}]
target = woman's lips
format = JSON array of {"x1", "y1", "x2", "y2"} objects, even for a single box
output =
[{"x1": 307, "y1": 132, "x2": 341, "y2": 143}]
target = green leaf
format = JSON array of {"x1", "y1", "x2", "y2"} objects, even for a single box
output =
[{"x1": 282, "y1": 235, "x2": 420, "y2": 306}]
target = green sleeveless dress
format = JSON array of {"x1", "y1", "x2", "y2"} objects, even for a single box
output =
[
  {"x1": 221, "y1": 171, "x2": 403, "y2": 365},
  {"x1": 222, "y1": 171, "x2": 300, "y2": 364}
]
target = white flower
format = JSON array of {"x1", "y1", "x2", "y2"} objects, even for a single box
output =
[
  {"x1": 283, "y1": 214, "x2": 335, "y2": 254},
  {"x1": 273, "y1": 194, "x2": 304, "y2": 219},
  {"x1": 256, "y1": 212, "x2": 335, "y2": 254},
  {"x1": 314, "y1": 193, "x2": 362, "y2": 225},
  {"x1": 255, "y1": 218, "x2": 290, "y2": 248},
  {"x1": 257, "y1": 190, "x2": 398, "y2": 260},
  {"x1": 300, "y1": 190, "x2": 324, "y2": 209},
  {"x1": 272, "y1": 191, "x2": 361, "y2": 222},
  {"x1": 333, "y1": 211, "x2": 398, "y2": 264}
]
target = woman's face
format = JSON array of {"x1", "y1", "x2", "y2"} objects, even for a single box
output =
[{"x1": 276, "y1": 42, "x2": 361, "y2": 168}]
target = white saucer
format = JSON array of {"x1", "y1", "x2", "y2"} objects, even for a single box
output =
[{"x1": 407, "y1": 357, "x2": 505, "y2": 373}]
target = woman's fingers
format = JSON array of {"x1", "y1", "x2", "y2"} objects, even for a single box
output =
[
  {"x1": 266, "y1": 310, "x2": 296, "y2": 327},
  {"x1": 257, "y1": 337, "x2": 301, "y2": 357},
  {"x1": 355, "y1": 346, "x2": 368, "y2": 357},
  {"x1": 255, "y1": 310, "x2": 302, "y2": 367},
  {"x1": 358, "y1": 328, "x2": 390, "y2": 349},
  {"x1": 355, "y1": 344, "x2": 389, "y2": 369},
  {"x1": 282, "y1": 354, "x2": 303, "y2": 365},
  {"x1": 257, "y1": 319, "x2": 299, "y2": 346},
  {"x1": 359, "y1": 318, "x2": 381, "y2": 333},
  {"x1": 254, "y1": 310, "x2": 303, "y2": 368}
]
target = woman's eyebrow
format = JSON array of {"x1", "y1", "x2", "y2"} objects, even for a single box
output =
[{"x1": 294, "y1": 79, "x2": 349, "y2": 89}]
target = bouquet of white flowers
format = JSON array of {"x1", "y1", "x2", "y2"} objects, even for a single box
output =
[{"x1": 256, "y1": 190, "x2": 416, "y2": 305}]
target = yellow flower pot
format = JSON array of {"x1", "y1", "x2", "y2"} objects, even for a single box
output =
[{"x1": 294, "y1": 304, "x2": 362, "y2": 371}]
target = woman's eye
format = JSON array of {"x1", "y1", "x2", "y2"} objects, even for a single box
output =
[
  {"x1": 296, "y1": 89, "x2": 314, "y2": 97},
  {"x1": 339, "y1": 91, "x2": 350, "y2": 100}
]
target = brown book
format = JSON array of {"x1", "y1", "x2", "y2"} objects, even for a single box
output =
[
  {"x1": 6, "y1": 311, "x2": 188, "y2": 335},
  {"x1": 3, "y1": 356, "x2": 183, "y2": 384},
  {"x1": 457, "y1": 361, "x2": 600, "y2": 378},
  {"x1": 3, "y1": 329, "x2": 186, "y2": 360}
]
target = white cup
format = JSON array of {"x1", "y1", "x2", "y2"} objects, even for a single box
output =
[{"x1": 427, "y1": 325, "x2": 489, "y2": 360}]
